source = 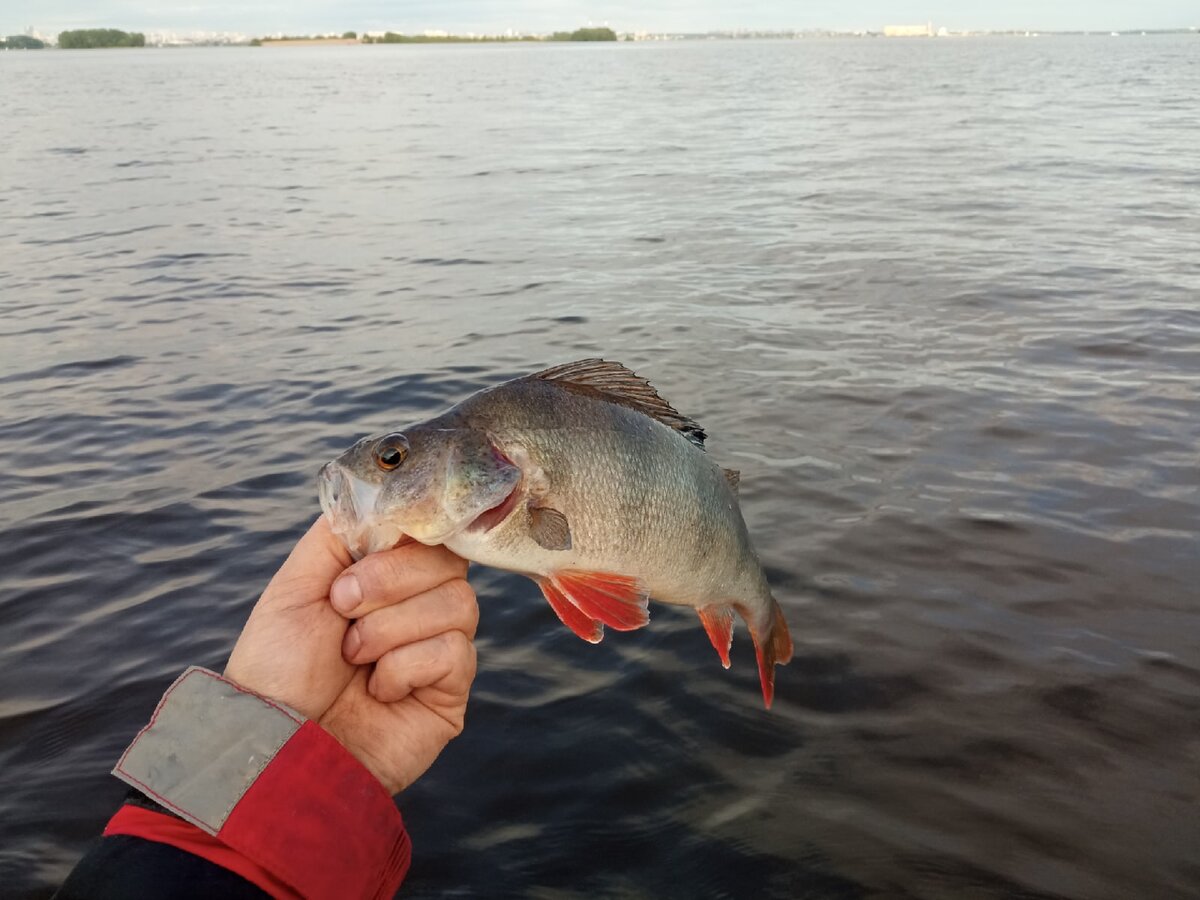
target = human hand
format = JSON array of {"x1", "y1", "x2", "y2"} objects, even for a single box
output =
[{"x1": 225, "y1": 515, "x2": 478, "y2": 793}]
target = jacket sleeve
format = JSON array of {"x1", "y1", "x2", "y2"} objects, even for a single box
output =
[{"x1": 56, "y1": 667, "x2": 411, "y2": 900}]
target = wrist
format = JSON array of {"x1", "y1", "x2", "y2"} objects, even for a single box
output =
[
  {"x1": 111, "y1": 666, "x2": 411, "y2": 898},
  {"x1": 318, "y1": 700, "x2": 404, "y2": 795}
]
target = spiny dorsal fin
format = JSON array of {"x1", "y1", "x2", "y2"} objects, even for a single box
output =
[
  {"x1": 532, "y1": 358, "x2": 706, "y2": 450},
  {"x1": 723, "y1": 468, "x2": 740, "y2": 495}
]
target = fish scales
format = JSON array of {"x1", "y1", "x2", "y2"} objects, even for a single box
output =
[
  {"x1": 318, "y1": 359, "x2": 793, "y2": 707},
  {"x1": 453, "y1": 379, "x2": 753, "y2": 599}
]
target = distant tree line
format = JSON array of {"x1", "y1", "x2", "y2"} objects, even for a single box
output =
[
  {"x1": 549, "y1": 27, "x2": 618, "y2": 41},
  {"x1": 58, "y1": 29, "x2": 145, "y2": 49},
  {"x1": 360, "y1": 26, "x2": 616, "y2": 43},
  {"x1": 256, "y1": 34, "x2": 339, "y2": 42},
  {"x1": 250, "y1": 26, "x2": 619, "y2": 46},
  {"x1": 250, "y1": 33, "x2": 362, "y2": 45},
  {"x1": 361, "y1": 32, "x2": 539, "y2": 43},
  {"x1": 1, "y1": 35, "x2": 46, "y2": 49}
]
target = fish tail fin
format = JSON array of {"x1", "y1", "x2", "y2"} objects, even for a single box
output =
[{"x1": 741, "y1": 597, "x2": 793, "y2": 710}]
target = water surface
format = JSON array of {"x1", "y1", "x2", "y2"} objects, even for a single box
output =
[{"x1": 1, "y1": 37, "x2": 1198, "y2": 899}]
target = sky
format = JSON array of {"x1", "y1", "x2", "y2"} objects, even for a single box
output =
[{"x1": 4, "y1": 1, "x2": 1197, "y2": 37}]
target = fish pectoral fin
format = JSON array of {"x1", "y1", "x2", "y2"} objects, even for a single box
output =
[
  {"x1": 528, "y1": 505, "x2": 572, "y2": 551},
  {"x1": 696, "y1": 604, "x2": 735, "y2": 669},
  {"x1": 537, "y1": 578, "x2": 603, "y2": 643},
  {"x1": 550, "y1": 569, "x2": 650, "y2": 632}
]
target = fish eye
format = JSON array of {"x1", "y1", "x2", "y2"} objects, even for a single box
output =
[{"x1": 374, "y1": 434, "x2": 409, "y2": 471}]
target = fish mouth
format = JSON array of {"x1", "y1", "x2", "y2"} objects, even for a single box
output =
[
  {"x1": 319, "y1": 462, "x2": 399, "y2": 558},
  {"x1": 467, "y1": 480, "x2": 523, "y2": 534},
  {"x1": 318, "y1": 462, "x2": 360, "y2": 533},
  {"x1": 319, "y1": 462, "x2": 383, "y2": 529}
]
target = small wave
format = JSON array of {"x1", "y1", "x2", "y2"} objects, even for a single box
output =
[{"x1": 0, "y1": 355, "x2": 141, "y2": 385}]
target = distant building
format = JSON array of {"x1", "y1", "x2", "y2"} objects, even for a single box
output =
[{"x1": 884, "y1": 23, "x2": 933, "y2": 37}]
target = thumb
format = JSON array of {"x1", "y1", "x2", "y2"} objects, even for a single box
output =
[{"x1": 259, "y1": 515, "x2": 353, "y2": 610}]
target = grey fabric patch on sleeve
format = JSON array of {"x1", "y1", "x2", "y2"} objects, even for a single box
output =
[{"x1": 113, "y1": 666, "x2": 305, "y2": 835}]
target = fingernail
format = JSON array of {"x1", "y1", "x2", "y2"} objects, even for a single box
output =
[
  {"x1": 343, "y1": 624, "x2": 362, "y2": 661},
  {"x1": 331, "y1": 574, "x2": 362, "y2": 614}
]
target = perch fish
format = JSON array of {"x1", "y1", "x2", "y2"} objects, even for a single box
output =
[{"x1": 318, "y1": 359, "x2": 793, "y2": 707}]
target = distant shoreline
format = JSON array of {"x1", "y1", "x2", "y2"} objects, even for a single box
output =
[
  {"x1": 256, "y1": 37, "x2": 358, "y2": 47},
  {"x1": 11, "y1": 26, "x2": 1198, "y2": 50},
  {"x1": 249, "y1": 27, "x2": 616, "y2": 46}
]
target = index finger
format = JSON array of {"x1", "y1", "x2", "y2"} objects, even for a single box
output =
[{"x1": 329, "y1": 541, "x2": 468, "y2": 618}]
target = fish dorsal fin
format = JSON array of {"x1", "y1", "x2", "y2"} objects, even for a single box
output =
[
  {"x1": 723, "y1": 468, "x2": 740, "y2": 495},
  {"x1": 531, "y1": 358, "x2": 707, "y2": 450}
]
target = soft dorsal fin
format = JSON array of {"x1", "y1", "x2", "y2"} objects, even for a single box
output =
[
  {"x1": 531, "y1": 358, "x2": 706, "y2": 449},
  {"x1": 723, "y1": 468, "x2": 740, "y2": 495}
]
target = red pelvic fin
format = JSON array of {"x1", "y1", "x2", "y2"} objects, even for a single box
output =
[
  {"x1": 696, "y1": 604, "x2": 734, "y2": 669},
  {"x1": 549, "y1": 570, "x2": 649, "y2": 632},
  {"x1": 743, "y1": 598, "x2": 794, "y2": 710},
  {"x1": 537, "y1": 578, "x2": 603, "y2": 644}
]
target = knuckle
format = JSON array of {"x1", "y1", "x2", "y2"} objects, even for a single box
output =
[
  {"x1": 442, "y1": 630, "x2": 476, "y2": 673},
  {"x1": 381, "y1": 550, "x2": 414, "y2": 585},
  {"x1": 438, "y1": 629, "x2": 464, "y2": 654},
  {"x1": 465, "y1": 642, "x2": 478, "y2": 677},
  {"x1": 443, "y1": 578, "x2": 477, "y2": 617},
  {"x1": 370, "y1": 675, "x2": 399, "y2": 704},
  {"x1": 374, "y1": 646, "x2": 397, "y2": 675},
  {"x1": 359, "y1": 543, "x2": 410, "y2": 583},
  {"x1": 375, "y1": 648, "x2": 409, "y2": 688}
]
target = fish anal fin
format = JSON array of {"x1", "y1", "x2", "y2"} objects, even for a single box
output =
[
  {"x1": 537, "y1": 578, "x2": 603, "y2": 643},
  {"x1": 529, "y1": 505, "x2": 572, "y2": 551},
  {"x1": 551, "y1": 569, "x2": 649, "y2": 632},
  {"x1": 722, "y1": 468, "x2": 740, "y2": 495},
  {"x1": 531, "y1": 359, "x2": 706, "y2": 450},
  {"x1": 697, "y1": 604, "x2": 734, "y2": 668},
  {"x1": 737, "y1": 598, "x2": 794, "y2": 710}
]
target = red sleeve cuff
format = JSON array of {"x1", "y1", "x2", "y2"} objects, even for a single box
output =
[{"x1": 107, "y1": 721, "x2": 410, "y2": 900}]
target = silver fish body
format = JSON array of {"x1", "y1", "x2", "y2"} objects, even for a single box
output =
[{"x1": 319, "y1": 359, "x2": 793, "y2": 707}]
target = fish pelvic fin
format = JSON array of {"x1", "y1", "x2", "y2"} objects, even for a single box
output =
[
  {"x1": 531, "y1": 359, "x2": 707, "y2": 450},
  {"x1": 550, "y1": 569, "x2": 650, "y2": 632},
  {"x1": 537, "y1": 578, "x2": 604, "y2": 643},
  {"x1": 697, "y1": 604, "x2": 734, "y2": 669},
  {"x1": 738, "y1": 597, "x2": 794, "y2": 710}
]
